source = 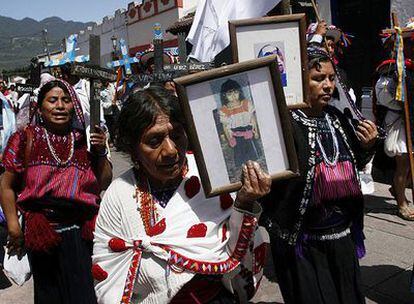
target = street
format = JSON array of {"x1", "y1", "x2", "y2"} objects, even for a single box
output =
[{"x1": 1, "y1": 150, "x2": 414, "y2": 304}]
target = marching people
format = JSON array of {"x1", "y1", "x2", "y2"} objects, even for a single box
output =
[
  {"x1": 92, "y1": 85, "x2": 271, "y2": 303},
  {"x1": 374, "y1": 28, "x2": 414, "y2": 220},
  {"x1": 260, "y1": 47, "x2": 378, "y2": 304},
  {"x1": 0, "y1": 79, "x2": 112, "y2": 303}
]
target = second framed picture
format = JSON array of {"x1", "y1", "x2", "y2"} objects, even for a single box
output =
[
  {"x1": 174, "y1": 56, "x2": 299, "y2": 197},
  {"x1": 229, "y1": 13, "x2": 309, "y2": 109}
]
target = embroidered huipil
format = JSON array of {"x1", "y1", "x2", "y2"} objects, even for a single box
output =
[
  {"x1": 93, "y1": 154, "x2": 268, "y2": 304},
  {"x1": 260, "y1": 106, "x2": 374, "y2": 257},
  {"x1": 3, "y1": 125, "x2": 100, "y2": 213}
]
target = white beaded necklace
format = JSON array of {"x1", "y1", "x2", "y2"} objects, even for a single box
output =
[
  {"x1": 316, "y1": 113, "x2": 339, "y2": 166},
  {"x1": 44, "y1": 127, "x2": 74, "y2": 167}
]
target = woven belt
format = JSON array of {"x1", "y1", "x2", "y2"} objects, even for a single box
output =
[{"x1": 307, "y1": 227, "x2": 351, "y2": 241}]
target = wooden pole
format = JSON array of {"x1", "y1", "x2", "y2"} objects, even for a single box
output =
[
  {"x1": 310, "y1": 0, "x2": 321, "y2": 22},
  {"x1": 392, "y1": 13, "x2": 414, "y2": 203},
  {"x1": 89, "y1": 35, "x2": 101, "y2": 133}
]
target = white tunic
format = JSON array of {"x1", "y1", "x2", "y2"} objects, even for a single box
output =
[{"x1": 93, "y1": 155, "x2": 267, "y2": 304}]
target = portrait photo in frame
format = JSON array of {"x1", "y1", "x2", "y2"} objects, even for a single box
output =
[
  {"x1": 229, "y1": 13, "x2": 309, "y2": 109},
  {"x1": 174, "y1": 56, "x2": 299, "y2": 197}
]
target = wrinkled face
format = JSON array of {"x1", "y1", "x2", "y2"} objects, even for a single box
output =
[
  {"x1": 308, "y1": 61, "x2": 336, "y2": 110},
  {"x1": 135, "y1": 113, "x2": 188, "y2": 186},
  {"x1": 39, "y1": 87, "x2": 74, "y2": 130},
  {"x1": 225, "y1": 89, "x2": 240, "y2": 104}
]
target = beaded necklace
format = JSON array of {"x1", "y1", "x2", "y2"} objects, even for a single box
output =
[
  {"x1": 44, "y1": 127, "x2": 74, "y2": 167},
  {"x1": 316, "y1": 113, "x2": 339, "y2": 166},
  {"x1": 134, "y1": 164, "x2": 189, "y2": 236}
]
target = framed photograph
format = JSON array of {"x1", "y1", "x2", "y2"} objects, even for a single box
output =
[
  {"x1": 174, "y1": 56, "x2": 299, "y2": 197},
  {"x1": 229, "y1": 13, "x2": 309, "y2": 109}
]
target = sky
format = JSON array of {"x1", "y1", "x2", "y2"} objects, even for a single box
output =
[{"x1": 0, "y1": 0, "x2": 137, "y2": 23}]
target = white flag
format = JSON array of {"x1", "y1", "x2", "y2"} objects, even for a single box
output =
[{"x1": 187, "y1": 0, "x2": 282, "y2": 62}]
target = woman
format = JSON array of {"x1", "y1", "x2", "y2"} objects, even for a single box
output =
[
  {"x1": 219, "y1": 79, "x2": 260, "y2": 168},
  {"x1": 0, "y1": 79, "x2": 112, "y2": 303},
  {"x1": 375, "y1": 49, "x2": 414, "y2": 220},
  {"x1": 261, "y1": 47, "x2": 378, "y2": 304},
  {"x1": 92, "y1": 85, "x2": 271, "y2": 303}
]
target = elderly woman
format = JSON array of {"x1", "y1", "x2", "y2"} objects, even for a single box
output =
[
  {"x1": 261, "y1": 47, "x2": 378, "y2": 304},
  {"x1": 92, "y1": 85, "x2": 271, "y2": 303},
  {"x1": 0, "y1": 79, "x2": 112, "y2": 304}
]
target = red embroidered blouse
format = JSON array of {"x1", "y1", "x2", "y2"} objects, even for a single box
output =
[{"x1": 3, "y1": 125, "x2": 100, "y2": 212}]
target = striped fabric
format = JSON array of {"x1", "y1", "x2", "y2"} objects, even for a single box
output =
[
  {"x1": 2, "y1": 126, "x2": 100, "y2": 209},
  {"x1": 312, "y1": 160, "x2": 361, "y2": 206}
]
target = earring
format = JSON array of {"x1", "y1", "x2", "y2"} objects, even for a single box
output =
[{"x1": 133, "y1": 160, "x2": 140, "y2": 171}]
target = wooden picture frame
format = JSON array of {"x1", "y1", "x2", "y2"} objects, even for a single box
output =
[
  {"x1": 174, "y1": 56, "x2": 299, "y2": 197},
  {"x1": 229, "y1": 13, "x2": 309, "y2": 109}
]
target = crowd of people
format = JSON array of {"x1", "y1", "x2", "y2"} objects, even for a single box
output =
[{"x1": 0, "y1": 14, "x2": 412, "y2": 304}]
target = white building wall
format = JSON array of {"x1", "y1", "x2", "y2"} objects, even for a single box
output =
[
  {"x1": 65, "y1": 0, "x2": 194, "y2": 66},
  {"x1": 391, "y1": 0, "x2": 414, "y2": 25},
  {"x1": 127, "y1": 9, "x2": 179, "y2": 52}
]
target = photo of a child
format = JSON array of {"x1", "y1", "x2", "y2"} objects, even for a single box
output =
[{"x1": 211, "y1": 74, "x2": 268, "y2": 182}]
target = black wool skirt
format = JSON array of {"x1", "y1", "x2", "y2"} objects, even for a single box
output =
[
  {"x1": 271, "y1": 234, "x2": 365, "y2": 304},
  {"x1": 29, "y1": 227, "x2": 97, "y2": 304}
]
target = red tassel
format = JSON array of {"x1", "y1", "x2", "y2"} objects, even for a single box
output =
[
  {"x1": 81, "y1": 215, "x2": 97, "y2": 241},
  {"x1": 92, "y1": 263, "x2": 108, "y2": 281},
  {"x1": 24, "y1": 212, "x2": 61, "y2": 252},
  {"x1": 109, "y1": 238, "x2": 128, "y2": 252},
  {"x1": 184, "y1": 176, "x2": 201, "y2": 199}
]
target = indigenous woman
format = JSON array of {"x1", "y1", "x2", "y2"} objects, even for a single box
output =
[
  {"x1": 261, "y1": 48, "x2": 378, "y2": 304},
  {"x1": 0, "y1": 79, "x2": 112, "y2": 304},
  {"x1": 92, "y1": 85, "x2": 271, "y2": 303},
  {"x1": 219, "y1": 79, "x2": 260, "y2": 168}
]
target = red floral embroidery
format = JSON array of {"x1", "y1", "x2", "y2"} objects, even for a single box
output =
[
  {"x1": 184, "y1": 176, "x2": 201, "y2": 198},
  {"x1": 148, "y1": 218, "x2": 166, "y2": 237},
  {"x1": 220, "y1": 193, "x2": 233, "y2": 210},
  {"x1": 222, "y1": 223, "x2": 228, "y2": 242},
  {"x1": 92, "y1": 264, "x2": 108, "y2": 281},
  {"x1": 128, "y1": 8, "x2": 136, "y2": 18},
  {"x1": 253, "y1": 243, "x2": 268, "y2": 274},
  {"x1": 187, "y1": 223, "x2": 207, "y2": 238},
  {"x1": 161, "y1": 0, "x2": 170, "y2": 5},
  {"x1": 109, "y1": 238, "x2": 128, "y2": 252},
  {"x1": 143, "y1": 1, "x2": 152, "y2": 12}
]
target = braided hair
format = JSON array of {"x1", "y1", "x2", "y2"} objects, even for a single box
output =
[{"x1": 307, "y1": 46, "x2": 333, "y2": 71}]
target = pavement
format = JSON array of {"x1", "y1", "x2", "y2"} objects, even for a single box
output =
[{"x1": 1, "y1": 151, "x2": 414, "y2": 304}]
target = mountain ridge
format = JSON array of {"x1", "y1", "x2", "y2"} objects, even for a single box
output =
[{"x1": 0, "y1": 15, "x2": 93, "y2": 71}]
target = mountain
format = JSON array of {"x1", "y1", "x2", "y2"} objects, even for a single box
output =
[{"x1": 0, "y1": 15, "x2": 94, "y2": 71}]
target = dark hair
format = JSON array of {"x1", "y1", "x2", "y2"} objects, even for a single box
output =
[
  {"x1": 220, "y1": 79, "x2": 245, "y2": 106},
  {"x1": 37, "y1": 80, "x2": 71, "y2": 107},
  {"x1": 307, "y1": 47, "x2": 333, "y2": 71},
  {"x1": 117, "y1": 85, "x2": 185, "y2": 153}
]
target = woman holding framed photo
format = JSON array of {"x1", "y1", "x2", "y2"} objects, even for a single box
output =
[
  {"x1": 261, "y1": 47, "x2": 378, "y2": 304},
  {"x1": 92, "y1": 85, "x2": 271, "y2": 303}
]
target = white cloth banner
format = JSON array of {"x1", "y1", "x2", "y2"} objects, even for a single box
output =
[{"x1": 187, "y1": 0, "x2": 281, "y2": 62}]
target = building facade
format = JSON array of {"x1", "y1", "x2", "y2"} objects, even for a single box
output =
[{"x1": 67, "y1": 0, "x2": 197, "y2": 67}]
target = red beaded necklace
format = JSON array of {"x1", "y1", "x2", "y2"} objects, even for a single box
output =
[{"x1": 134, "y1": 163, "x2": 189, "y2": 236}]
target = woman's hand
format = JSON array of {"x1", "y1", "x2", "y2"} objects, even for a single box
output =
[
  {"x1": 236, "y1": 161, "x2": 271, "y2": 210},
  {"x1": 90, "y1": 125, "x2": 108, "y2": 155},
  {"x1": 7, "y1": 222, "x2": 24, "y2": 257},
  {"x1": 316, "y1": 20, "x2": 328, "y2": 36},
  {"x1": 356, "y1": 120, "x2": 378, "y2": 150}
]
